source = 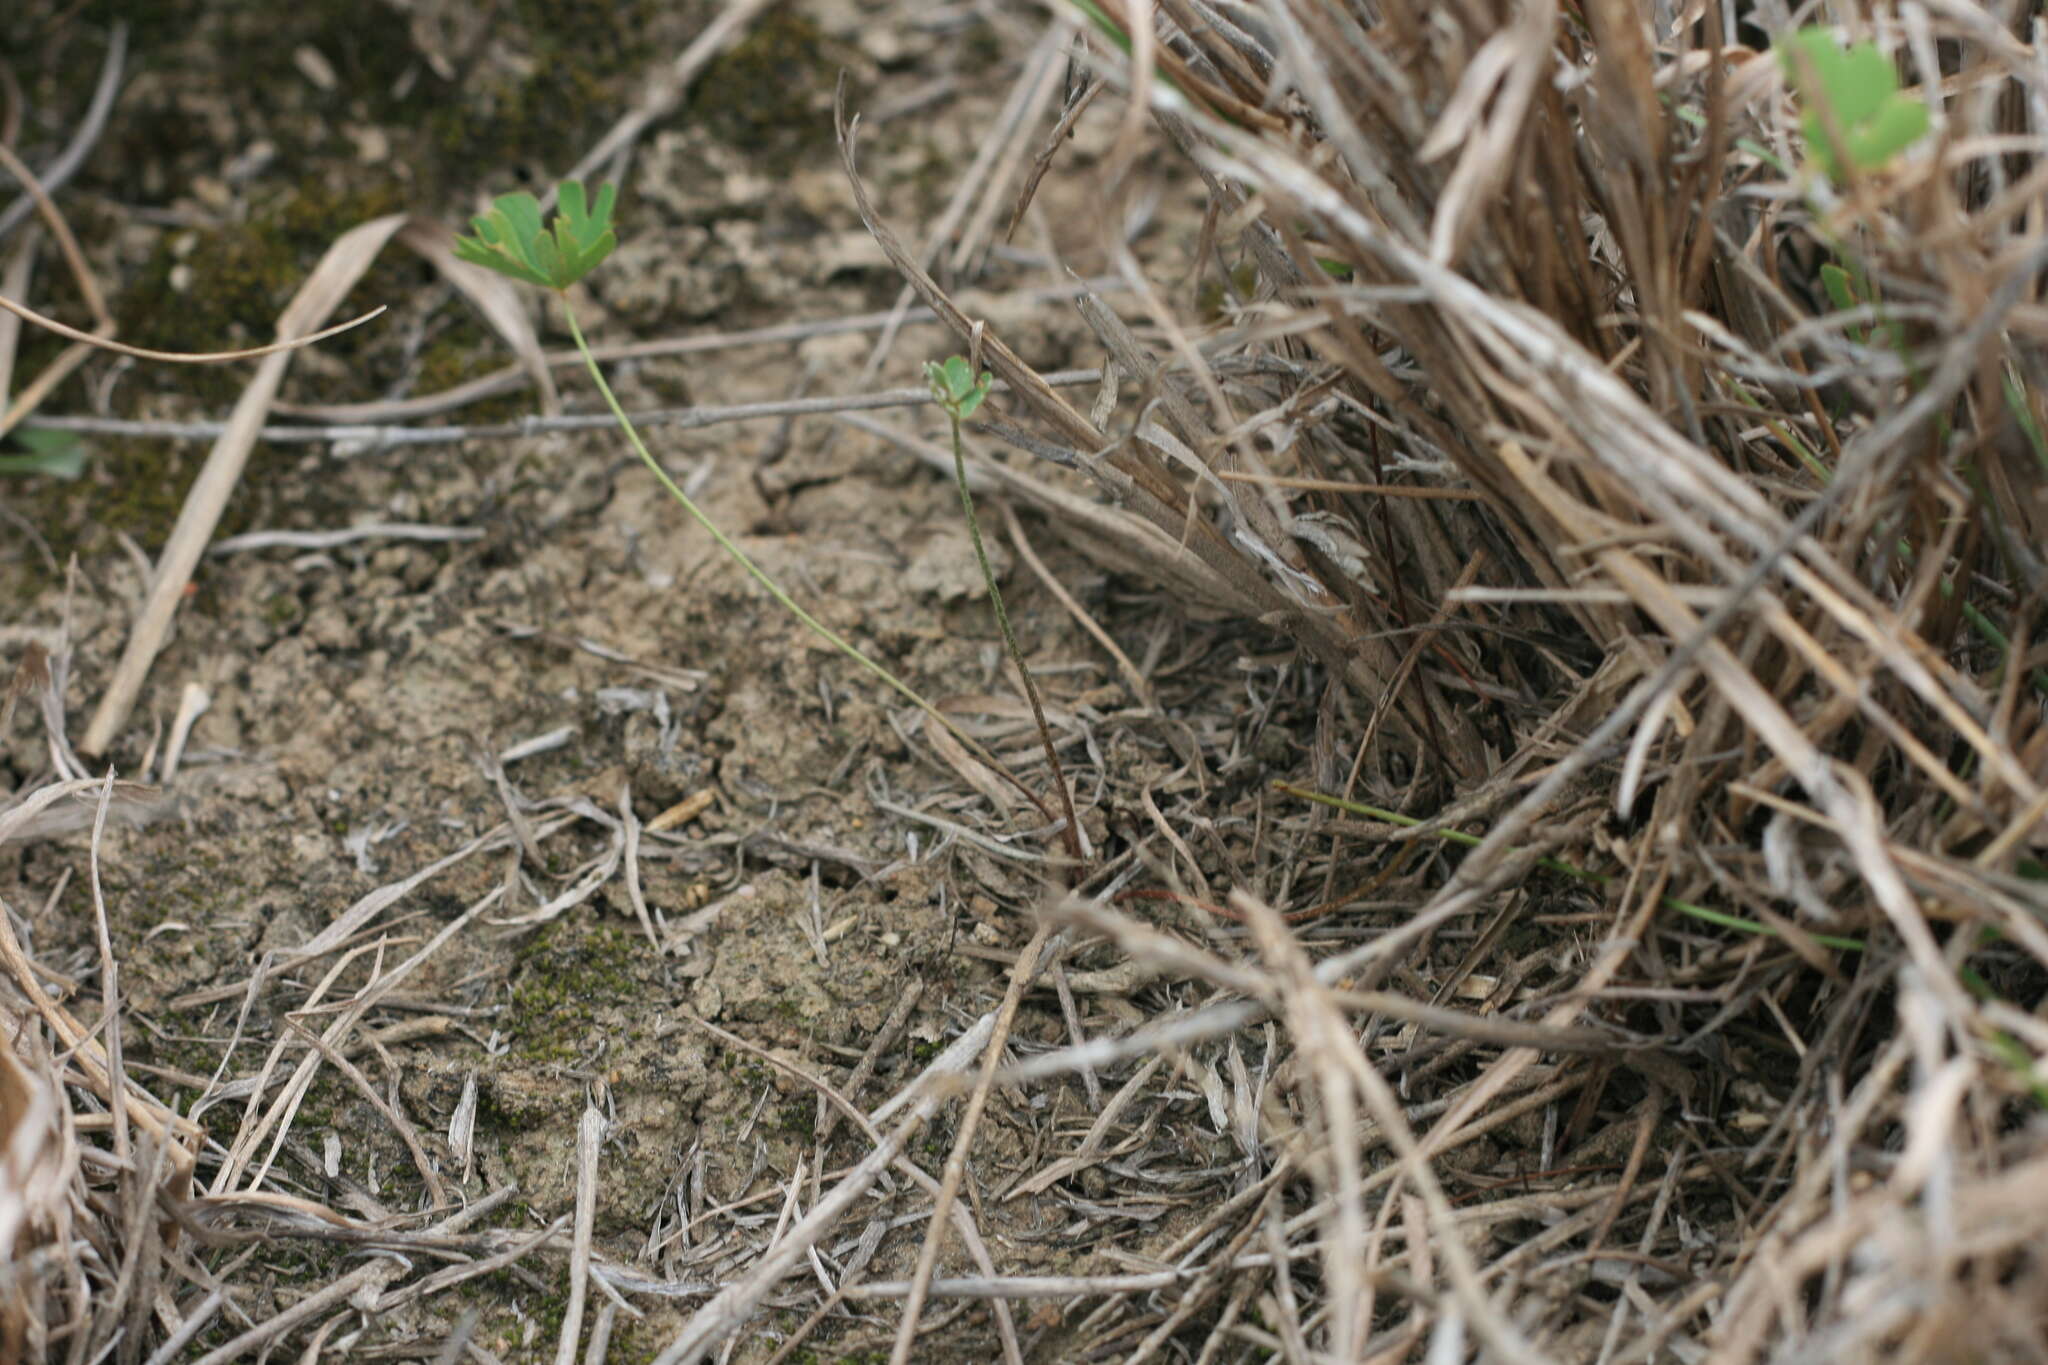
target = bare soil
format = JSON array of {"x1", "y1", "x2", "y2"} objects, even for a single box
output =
[{"x1": 4, "y1": 3, "x2": 1299, "y2": 1359}]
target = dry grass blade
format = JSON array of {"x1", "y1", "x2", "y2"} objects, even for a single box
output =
[
  {"x1": 558, "y1": 0, "x2": 780, "y2": 189},
  {"x1": 76, "y1": 203, "x2": 597, "y2": 757},
  {"x1": 0, "y1": 22, "x2": 125, "y2": 243},
  {"x1": 0, "y1": 288, "x2": 383, "y2": 365},
  {"x1": 650, "y1": 1012, "x2": 998, "y2": 1365},
  {"x1": 78, "y1": 211, "x2": 410, "y2": 755},
  {"x1": 0, "y1": 137, "x2": 118, "y2": 442},
  {"x1": 556, "y1": 1104, "x2": 605, "y2": 1365},
  {"x1": 886, "y1": 923, "x2": 1051, "y2": 1365}
]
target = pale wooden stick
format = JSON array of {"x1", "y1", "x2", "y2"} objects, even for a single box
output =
[
  {"x1": 81, "y1": 214, "x2": 411, "y2": 755},
  {"x1": 182, "y1": 1260, "x2": 397, "y2": 1365},
  {"x1": 555, "y1": 1105, "x2": 605, "y2": 1365},
  {"x1": 559, "y1": 0, "x2": 779, "y2": 190},
  {"x1": 887, "y1": 926, "x2": 1052, "y2": 1365}
]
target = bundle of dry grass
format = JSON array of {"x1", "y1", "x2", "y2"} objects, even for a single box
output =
[
  {"x1": 837, "y1": 0, "x2": 2048, "y2": 1359},
  {"x1": 0, "y1": 808, "x2": 202, "y2": 1359}
]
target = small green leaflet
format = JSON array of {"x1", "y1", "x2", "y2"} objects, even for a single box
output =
[
  {"x1": 0, "y1": 427, "x2": 86, "y2": 479},
  {"x1": 1819, "y1": 260, "x2": 1909, "y2": 356},
  {"x1": 453, "y1": 181, "x2": 617, "y2": 291},
  {"x1": 1776, "y1": 29, "x2": 1930, "y2": 181},
  {"x1": 925, "y1": 355, "x2": 993, "y2": 422}
]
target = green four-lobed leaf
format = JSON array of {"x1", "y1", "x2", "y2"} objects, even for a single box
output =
[
  {"x1": 925, "y1": 355, "x2": 993, "y2": 421},
  {"x1": 1777, "y1": 29, "x2": 1930, "y2": 180},
  {"x1": 454, "y1": 181, "x2": 618, "y2": 291}
]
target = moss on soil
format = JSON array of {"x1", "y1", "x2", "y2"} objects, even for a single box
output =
[
  {"x1": 687, "y1": 6, "x2": 855, "y2": 174},
  {"x1": 123, "y1": 182, "x2": 402, "y2": 362},
  {"x1": 420, "y1": 0, "x2": 663, "y2": 182},
  {"x1": 504, "y1": 918, "x2": 648, "y2": 1069}
]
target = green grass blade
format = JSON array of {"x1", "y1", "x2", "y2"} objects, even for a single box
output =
[{"x1": 1275, "y1": 782, "x2": 1866, "y2": 952}]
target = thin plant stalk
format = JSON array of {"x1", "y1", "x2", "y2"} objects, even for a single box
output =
[
  {"x1": 943, "y1": 402, "x2": 1084, "y2": 866},
  {"x1": 558, "y1": 305, "x2": 1060, "y2": 830},
  {"x1": 456, "y1": 184, "x2": 1078, "y2": 855}
]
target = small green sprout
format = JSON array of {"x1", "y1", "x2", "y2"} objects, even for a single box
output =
[
  {"x1": 1818, "y1": 260, "x2": 1909, "y2": 354},
  {"x1": 923, "y1": 355, "x2": 992, "y2": 422},
  {"x1": 1818, "y1": 261, "x2": 1860, "y2": 328},
  {"x1": 0, "y1": 427, "x2": 85, "y2": 480},
  {"x1": 453, "y1": 181, "x2": 617, "y2": 291},
  {"x1": 449, "y1": 182, "x2": 1067, "y2": 852},
  {"x1": 928, "y1": 351, "x2": 1083, "y2": 863},
  {"x1": 1776, "y1": 29, "x2": 1930, "y2": 181}
]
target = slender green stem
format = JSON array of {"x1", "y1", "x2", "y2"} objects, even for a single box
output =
[
  {"x1": 949, "y1": 411, "x2": 1083, "y2": 864},
  {"x1": 2003, "y1": 371, "x2": 2048, "y2": 476},
  {"x1": 558, "y1": 301, "x2": 1058, "y2": 829},
  {"x1": 1275, "y1": 782, "x2": 1867, "y2": 952},
  {"x1": 1723, "y1": 372, "x2": 2048, "y2": 700},
  {"x1": 1959, "y1": 962, "x2": 2048, "y2": 1111}
]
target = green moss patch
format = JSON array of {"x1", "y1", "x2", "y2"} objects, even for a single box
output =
[
  {"x1": 504, "y1": 919, "x2": 648, "y2": 1068},
  {"x1": 687, "y1": 7, "x2": 857, "y2": 173}
]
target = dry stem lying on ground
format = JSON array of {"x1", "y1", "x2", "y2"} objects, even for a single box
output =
[{"x1": 5, "y1": 0, "x2": 2048, "y2": 1362}]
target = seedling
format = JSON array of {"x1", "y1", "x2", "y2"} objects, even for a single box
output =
[
  {"x1": 926, "y1": 355, "x2": 1082, "y2": 863},
  {"x1": 1758, "y1": 40, "x2": 2039, "y2": 695},
  {"x1": 925, "y1": 355, "x2": 991, "y2": 423},
  {"x1": 452, "y1": 183, "x2": 617, "y2": 291},
  {"x1": 455, "y1": 184, "x2": 1067, "y2": 839},
  {"x1": 1776, "y1": 29, "x2": 1929, "y2": 182},
  {"x1": 1817, "y1": 261, "x2": 1907, "y2": 354},
  {"x1": 0, "y1": 427, "x2": 85, "y2": 479}
]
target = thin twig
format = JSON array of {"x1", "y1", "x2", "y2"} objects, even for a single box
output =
[
  {"x1": 27, "y1": 370, "x2": 1102, "y2": 445},
  {"x1": 887, "y1": 924, "x2": 1052, "y2": 1365},
  {"x1": 651, "y1": 1013, "x2": 998, "y2": 1365},
  {"x1": 0, "y1": 23, "x2": 127, "y2": 242}
]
